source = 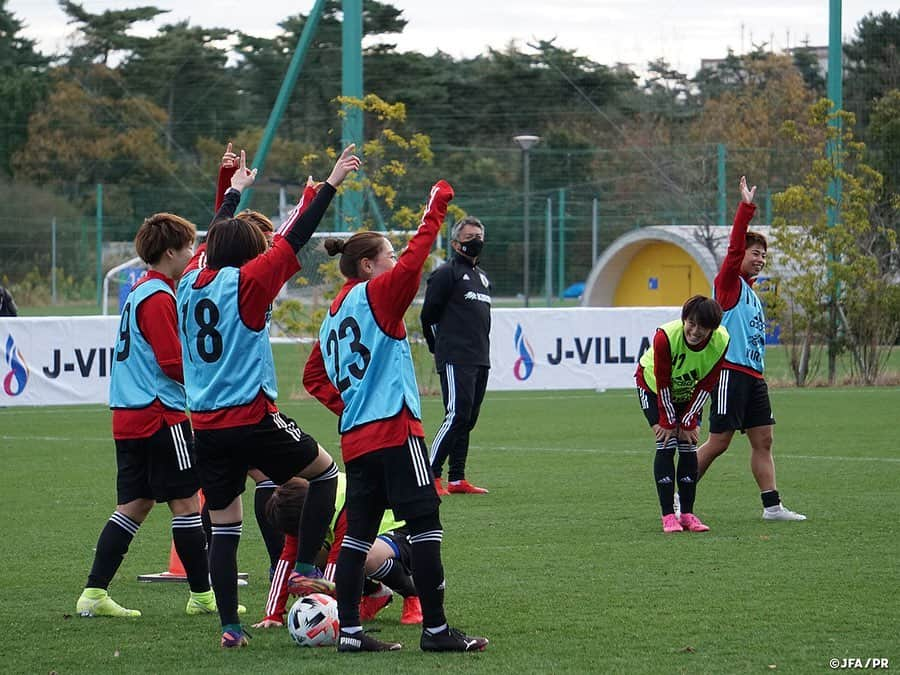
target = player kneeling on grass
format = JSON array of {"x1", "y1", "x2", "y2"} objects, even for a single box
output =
[
  {"x1": 635, "y1": 295, "x2": 729, "y2": 533},
  {"x1": 253, "y1": 476, "x2": 423, "y2": 629},
  {"x1": 77, "y1": 213, "x2": 224, "y2": 619}
]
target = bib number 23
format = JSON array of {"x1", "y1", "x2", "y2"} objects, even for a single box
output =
[{"x1": 325, "y1": 317, "x2": 371, "y2": 392}]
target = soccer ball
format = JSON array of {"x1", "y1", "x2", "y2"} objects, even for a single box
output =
[{"x1": 287, "y1": 593, "x2": 340, "y2": 647}]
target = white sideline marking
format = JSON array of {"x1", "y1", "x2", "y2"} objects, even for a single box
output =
[
  {"x1": 2, "y1": 435, "x2": 108, "y2": 442},
  {"x1": 473, "y1": 444, "x2": 900, "y2": 463}
]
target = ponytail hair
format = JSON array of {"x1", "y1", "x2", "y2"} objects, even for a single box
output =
[{"x1": 324, "y1": 231, "x2": 388, "y2": 279}]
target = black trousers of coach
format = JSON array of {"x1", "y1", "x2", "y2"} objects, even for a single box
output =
[{"x1": 429, "y1": 363, "x2": 489, "y2": 482}]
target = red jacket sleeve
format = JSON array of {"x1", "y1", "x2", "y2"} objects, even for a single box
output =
[
  {"x1": 263, "y1": 533, "x2": 298, "y2": 623},
  {"x1": 326, "y1": 510, "x2": 348, "y2": 573},
  {"x1": 237, "y1": 237, "x2": 301, "y2": 330},
  {"x1": 651, "y1": 329, "x2": 677, "y2": 429},
  {"x1": 183, "y1": 242, "x2": 207, "y2": 275},
  {"x1": 303, "y1": 341, "x2": 345, "y2": 415},
  {"x1": 215, "y1": 164, "x2": 237, "y2": 211},
  {"x1": 366, "y1": 181, "x2": 454, "y2": 337},
  {"x1": 715, "y1": 201, "x2": 757, "y2": 311},
  {"x1": 137, "y1": 291, "x2": 183, "y2": 383}
]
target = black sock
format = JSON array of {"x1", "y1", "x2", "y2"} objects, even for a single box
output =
[
  {"x1": 209, "y1": 521, "x2": 242, "y2": 627},
  {"x1": 407, "y1": 514, "x2": 447, "y2": 629},
  {"x1": 296, "y1": 463, "x2": 338, "y2": 566},
  {"x1": 761, "y1": 490, "x2": 781, "y2": 508},
  {"x1": 172, "y1": 513, "x2": 210, "y2": 593},
  {"x1": 200, "y1": 502, "x2": 212, "y2": 548},
  {"x1": 654, "y1": 441, "x2": 677, "y2": 516},
  {"x1": 676, "y1": 443, "x2": 698, "y2": 514},
  {"x1": 372, "y1": 558, "x2": 417, "y2": 598},
  {"x1": 86, "y1": 512, "x2": 140, "y2": 589},
  {"x1": 254, "y1": 481, "x2": 282, "y2": 570},
  {"x1": 363, "y1": 577, "x2": 381, "y2": 595},
  {"x1": 335, "y1": 538, "x2": 369, "y2": 627}
]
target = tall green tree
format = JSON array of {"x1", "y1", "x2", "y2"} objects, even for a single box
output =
[
  {"x1": 234, "y1": 0, "x2": 406, "y2": 142},
  {"x1": 12, "y1": 66, "x2": 177, "y2": 232},
  {"x1": 771, "y1": 99, "x2": 898, "y2": 385},
  {"x1": 0, "y1": 0, "x2": 50, "y2": 175},
  {"x1": 122, "y1": 21, "x2": 233, "y2": 152},
  {"x1": 844, "y1": 11, "x2": 900, "y2": 129},
  {"x1": 59, "y1": 0, "x2": 167, "y2": 66}
]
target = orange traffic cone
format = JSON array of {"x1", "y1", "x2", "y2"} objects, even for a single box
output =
[{"x1": 136, "y1": 491, "x2": 248, "y2": 584}]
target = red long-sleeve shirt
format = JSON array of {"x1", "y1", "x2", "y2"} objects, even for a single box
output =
[
  {"x1": 303, "y1": 181, "x2": 453, "y2": 462},
  {"x1": 635, "y1": 328, "x2": 726, "y2": 430},
  {"x1": 716, "y1": 201, "x2": 763, "y2": 379},
  {"x1": 112, "y1": 271, "x2": 189, "y2": 439},
  {"x1": 183, "y1": 183, "x2": 332, "y2": 429}
]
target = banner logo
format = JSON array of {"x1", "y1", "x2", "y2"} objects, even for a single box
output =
[
  {"x1": 513, "y1": 324, "x2": 535, "y2": 381},
  {"x1": 3, "y1": 335, "x2": 29, "y2": 396}
]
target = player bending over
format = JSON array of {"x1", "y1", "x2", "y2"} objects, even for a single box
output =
[
  {"x1": 635, "y1": 295, "x2": 729, "y2": 533},
  {"x1": 254, "y1": 475, "x2": 422, "y2": 629}
]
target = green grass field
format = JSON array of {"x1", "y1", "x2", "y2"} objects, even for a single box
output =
[{"x1": 1, "y1": 379, "x2": 897, "y2": 673}]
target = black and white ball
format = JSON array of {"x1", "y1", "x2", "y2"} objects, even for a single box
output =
[{"x1": 287, "y1": 593, "x2": 340, "y2": 647}]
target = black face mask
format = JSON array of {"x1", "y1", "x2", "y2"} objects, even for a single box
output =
[{"x1": 458, "y1": 238, "x2": 483, "y2": 259}]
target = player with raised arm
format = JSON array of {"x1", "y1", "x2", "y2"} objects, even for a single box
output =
[
  {"x1": 697, "y1": 176, "x2": 806, "y2": 521},
  {"x1": 636, "y1": 296, "x2": 729, "y2": 533},
  {"x1": 304, "y1": 180, "x2": 489, "y2": 653},
  {"x1": 177, "y1": 146, "x2": 360, "y2": 648}
]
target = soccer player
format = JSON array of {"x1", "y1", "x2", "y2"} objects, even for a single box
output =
[
  {"x1": 177, "y1": 146, "x2": 360, "y2": 648},
  {"x1": 697, "y1": 176, "x2": 806, "y2": 521},
  {"x1": 421, "y1": 215, "x2": 492, "y2": 495},
  {"x1": 635, "y1": 296, "x2": 729, "y2": 533},
  {"x1": 253, "y1": 475, "x2": 423, "y2": 628},
  {"x1": 76, "y1": 213, "x2": 217, "y2": 618},
  {"x1": 304, "y1": 179, "x2": 489, "y2": 653},
  {"x1": 212, "y1": 144, "x2": 284, "y2": 576}
]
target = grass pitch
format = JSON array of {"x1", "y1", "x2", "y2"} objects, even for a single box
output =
[{"x1": 1, "y1": 378, "x2": 897, "y2": 673}]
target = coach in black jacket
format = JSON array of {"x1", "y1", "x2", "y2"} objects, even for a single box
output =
[{"x1": 421, "y1": 216, "x2": 491, "y2": 495}]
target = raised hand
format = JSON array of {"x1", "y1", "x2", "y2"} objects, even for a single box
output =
[
  {"x1": 229, "y1": 149, "x2": 258, "y2": 193},
  {"x1": 221, "y1": 141, "x2": 237, "y2": 169},
  {"x1": 740, "y1": 175, "x2": 757, "y2": 204},
  {"x1": 430, "y1": 179, "x2": 454, "y2": 203},
  {"x1": 325, "y1": 144, "x2": 361, "y2": 188}
]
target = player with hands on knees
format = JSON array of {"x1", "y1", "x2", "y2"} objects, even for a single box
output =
[{"x1": 635, "y1": 295, "x2": 729, "y2": 533}]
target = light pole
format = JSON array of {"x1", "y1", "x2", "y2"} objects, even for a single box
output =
[{"x1": 513, "y1": 135, "x2": 540, "y2": 307}]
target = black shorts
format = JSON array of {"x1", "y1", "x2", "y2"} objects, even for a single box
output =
[
  {"x1": 115, "y1": 420, "x2": 199, "y2": 504},
  {"x1": 345, "y1": 437, "x2": 441, "y2": 525},
  {"x1": 636, "y1": 387, "x2": 695, "y2": 428},
  {"x1": 708, "y1": 369, "x2": 775, "y2": 433},
  {"x1": 194, "y1": 411, "x2": 320, "y2": 511},
  {"x1": 377, "y1": 527, "x2": 412, "y2": 575}
]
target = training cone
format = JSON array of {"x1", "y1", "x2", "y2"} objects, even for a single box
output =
[{"x1": 137, "y1": 492, "x2": 248, "y2": 584}]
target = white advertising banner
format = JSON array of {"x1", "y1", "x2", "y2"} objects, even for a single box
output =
[
  {"x1": 488, "y1": 307, "x2": 681, "y2": 391},
  {"x1": 1, "y1": 316, "x2": 120, "y2": 406}
]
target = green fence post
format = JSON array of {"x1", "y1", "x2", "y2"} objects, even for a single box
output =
[
  {"x1": 717, "y1": 143, "x2": 727, "y2": 226},
  {"x1": 96, "y1": 183, "x2": 103, "y2": 308},
  {"x1": 340, "y1": 0, "x2": 364, "y2": 231},
  {"x1": 557, "y1": 188, "x2": 566, "y2": 298}
]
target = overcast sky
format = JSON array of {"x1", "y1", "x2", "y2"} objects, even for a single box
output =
[{"x1": 8, "y1": 0, "x2": 895, "y2": 76}]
